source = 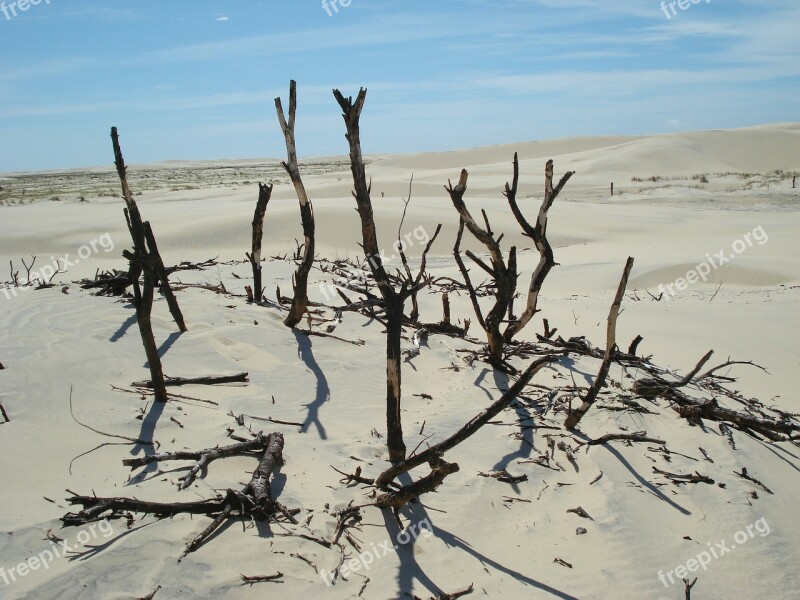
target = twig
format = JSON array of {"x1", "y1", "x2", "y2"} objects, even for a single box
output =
[
  {"x1": 584, "y1": 432, "x2": 666, "y2": 446},
  {"x1": 734, "y1": 468, "x2": 773, "y2": 495},
  {"x1": 240, "y1": 573, "x2": 283, "y2": 584}
]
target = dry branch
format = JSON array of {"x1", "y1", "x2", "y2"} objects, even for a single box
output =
[
  {"x1": 584, "y1": 432, "x2": 666, "y2": 446},
  {"x1": 376, "y1": 354, "x2": 560, "y2": 487},
  {"x1": 376, "y1": 453, "x2": 460, "y2": 509},
  {"x1": 447, "y1": 170, "x2": 516, "y2": 368},
  {"x1": 565, "y1": 257, "x2": 634, "y2": 429},
  {"x1": 132, "y1": 372, "x2": 248, "y2": 388},
  {"x1": 122, "y1": 434, "x2": 269, "y2": 490},
  {"x1": 143, "y1": 222, "x2": 187, "y2": 332}
]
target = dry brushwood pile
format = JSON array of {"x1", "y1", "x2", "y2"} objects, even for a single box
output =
[{"x1": 7, "y1": 83, "x2": 794, "y2": 598}]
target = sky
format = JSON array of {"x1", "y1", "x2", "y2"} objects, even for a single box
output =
[{"x1": 0, "y1": 0, "x2": 798, "y2": 172}]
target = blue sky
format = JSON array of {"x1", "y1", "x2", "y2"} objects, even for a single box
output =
[{"x1": 1, "y1": 0, "x2": 798, "y2": 172}]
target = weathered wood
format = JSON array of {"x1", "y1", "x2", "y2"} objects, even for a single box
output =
[
  {"x1": 628, "y1": 334, "x2": 644, "y2": 355},
  {"x1": 376, "y1": 354, "x2": 560, "y2": 487},
  {"x1": 565, "y1": 257, "x2": 634, "y2": 429},
  {"x1": 246, "y1": 183, "x2": 273, "y2": 302},
  {"x1": 653, "y1": 467, "x2": 714, "y2": 485},
  {"x1": 276, "y1": 81, "x2": 316, "y2": 327}
]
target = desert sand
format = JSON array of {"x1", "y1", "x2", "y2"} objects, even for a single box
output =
[{"x1": 0, "y1": 123, "x2": 799, "y2": 599}]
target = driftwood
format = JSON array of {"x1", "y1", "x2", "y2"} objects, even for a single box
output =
[
  {"x1": 735, "y1": 467, "x2": 773, "y2": 494},
  {"x1": 131, "y1": 372, "x2": 248, "y2": 388},
  {"x1": 376, "y1": 354, "x2": 560, "y2": 488},
  {"x1": 334, "y1": 87, "x2": 441, "y2": 462},
  {"x1": 246, "y1": 183, "x2": 273, "y2": 303},
  {"x1": 564, "y1": 257, "x2": 634, "y2": 429},
  {"x1": 276, "y1": 81, "x2": 316, "y2": 327},
  {"x1": 63, "y1": 432, "x2": 295, "y2": 556},
  {"x1": 634, "y1": 370, "x2": 799, "y2": 437}
]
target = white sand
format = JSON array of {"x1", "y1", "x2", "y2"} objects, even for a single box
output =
[{"x1": 0, "y1": 123, "x2": 799, "y2": 599}]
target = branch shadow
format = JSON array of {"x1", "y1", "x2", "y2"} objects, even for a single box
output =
[
  {"x1": 293, "y1": 330, "x2": 330, "y2": 440},
  {"x1": 389, "y1": 491, "x2": 580, "y2": 599},
  {"x1": 572, "y1": 431, "x2": 691, "y2": 515},
  {"x1": 490, "y1": 369, "x2": 535, "y2": 494},
  {"x1": 157, "y1": 331, "x2": 184, "y2": 359},
  {"x1": 110, "y1": 312, "x2": 137, "y2": 342},
  {"x1": 126, "y1": 399, "x2": 166, "y2": 485}
]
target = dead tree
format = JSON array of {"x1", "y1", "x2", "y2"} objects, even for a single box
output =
[
  {"x1": 565, "y1": 257, "x2": 634, "y2": 429},
  {"x1": 275, "y1": 81, "x2": 315, "y2": 326},
  {"x1": 111, "y1": 127, "x2": 173, "y2": 402},
  {"x1": 333, "y1": 87, "x2": 441, "y2": 462},
  {"x1": 504, "y1": 156, "x2": 574, "y2": 340},
  {"x1": 448, "y1": 178, "x2": 516, "y2": 370},
  {"x1": 446, "y1": 156, "x2": 573, "y2": 369},
  {"x1": 246, "y1": 184, "x2": 273, "y2": 303}
]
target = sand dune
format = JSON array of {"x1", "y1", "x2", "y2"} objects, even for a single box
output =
[{"x1": 1, "y1": 124, "x2": 799, "y2": 599}]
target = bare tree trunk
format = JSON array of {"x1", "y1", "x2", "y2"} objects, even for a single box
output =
[
  {"x1": 565, "y1": 257, "x2": 634, "y2": 429},
  {"x1": 247, "y1": 183, "x2": 273, "y2": 302},
  {"x1": 334, "y1": 88, "x2": 406, "y2": 461},
  {"x1": 275, "y1": 80, "x2": 316, "y2": 327},
  {"x1": 333, "y1": 87, "x2": 440, "y2": 462},
  {"x1": 385, "y1": 302, "x2": 405, "y2": 460},
  {"x1": 111, "y1": 127, "x2": 168, "y2": 403}
]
